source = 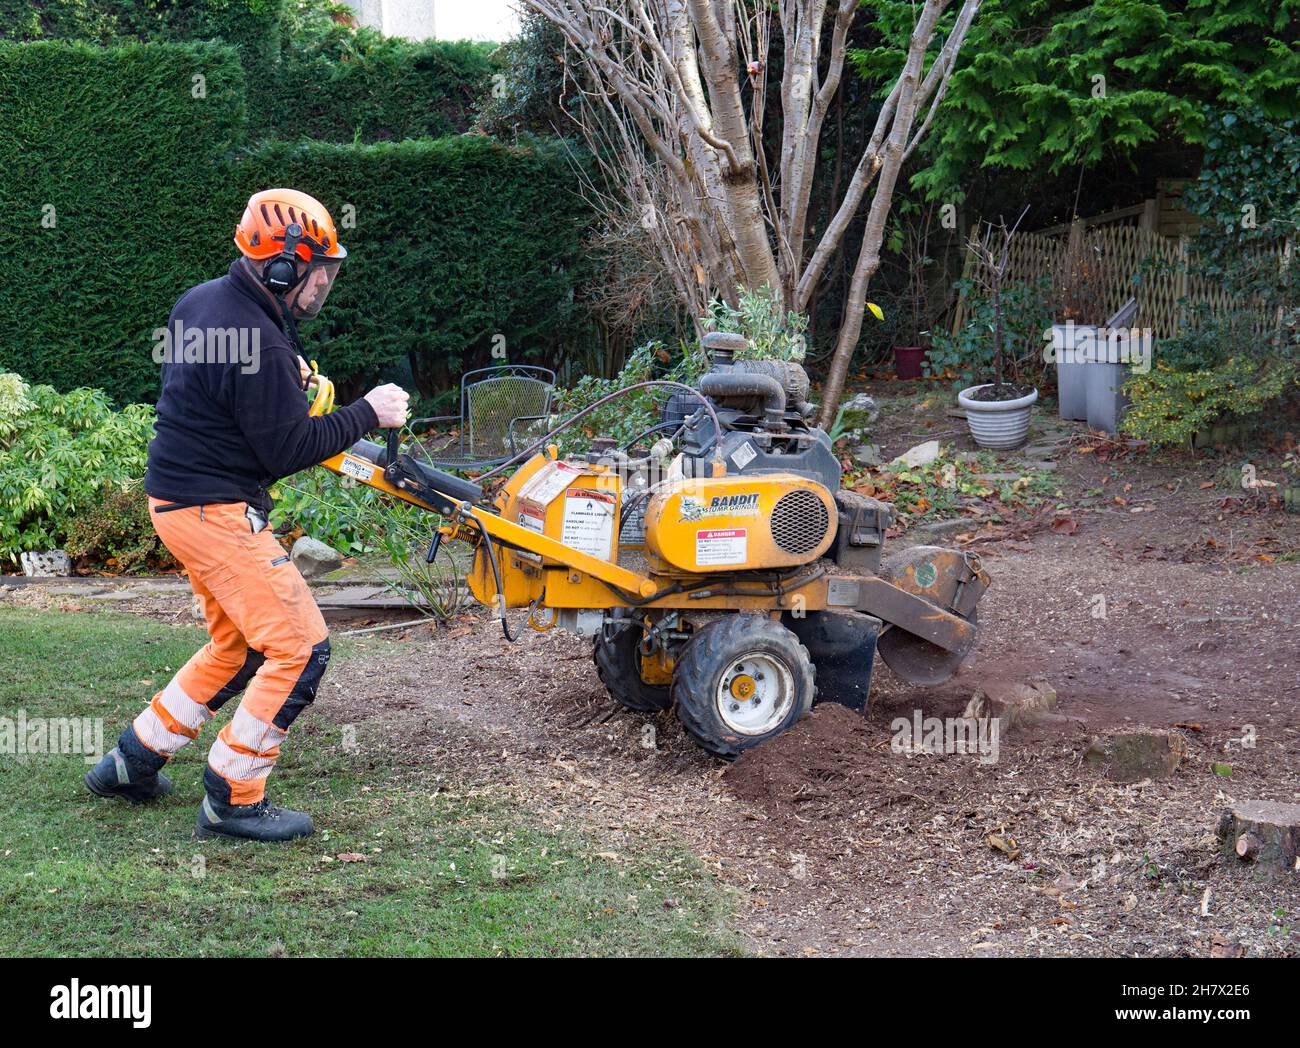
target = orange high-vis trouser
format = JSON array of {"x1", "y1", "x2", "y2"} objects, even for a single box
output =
[{"x1": 128, "y1": 498, "x2": 330, "y2": 805}]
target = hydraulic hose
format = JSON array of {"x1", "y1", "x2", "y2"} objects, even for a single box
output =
[{"x1": 473, "y1": 380, "x2": 726, "y2": 484}]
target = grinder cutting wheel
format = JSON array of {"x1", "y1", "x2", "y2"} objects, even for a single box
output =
[{"x1": 311, "y1": 331, "x2": 992, "y2": 758}]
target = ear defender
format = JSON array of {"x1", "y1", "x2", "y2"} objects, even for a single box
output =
[{"x1": 262, "y1": 223, "x2": 305, "y2": 294}]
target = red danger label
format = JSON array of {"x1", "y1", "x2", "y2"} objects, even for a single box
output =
[{"x1": 696, "y1": 528, "x2": 747, "y2": 566}]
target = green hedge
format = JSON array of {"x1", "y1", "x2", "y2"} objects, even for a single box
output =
[
  {"x1": 0, "y1": 40, "x2": 593, "y2": 404},
  {"x1": 0, "y1": 1, "x2": 493, "y2": 144},
  {"x1": 261, "y1": 32, "x2": 496, "y2": 144},
  {"x1": 0, "y1": 40, "x2": 248, "y2": 404},
  {"x1": 231, "y1": 136, "x2": 593, "y2": 398}
]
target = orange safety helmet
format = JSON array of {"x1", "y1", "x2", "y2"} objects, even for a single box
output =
[{"x1": 234, "y1": 189, "x2": 346, "y2": 319}]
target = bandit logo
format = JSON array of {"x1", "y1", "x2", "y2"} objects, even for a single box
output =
[{"x1": 678, "y1": 492, "x2": 761, "y2": 522}]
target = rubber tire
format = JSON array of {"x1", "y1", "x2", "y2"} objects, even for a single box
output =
[
  {"x1": 672, "y1": 614, "x2": 815, "y2": 759},
  {"x1": 593, "y1": 623, "x2": 673, "y2": 713}
]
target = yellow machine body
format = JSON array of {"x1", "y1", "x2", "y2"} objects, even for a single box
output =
[
  {"x1": 643, "y1": 474, "x2": 836, "y2": 574},
  {"x1": 308, "y1": 363, "x2": 991, "y2": 756}
]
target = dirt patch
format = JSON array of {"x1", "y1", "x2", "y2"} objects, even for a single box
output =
[{"x1": 10, "y1": 392, "x2": 1299, "y2": 956}]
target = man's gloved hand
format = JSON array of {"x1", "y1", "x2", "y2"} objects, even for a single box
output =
[{"x1": 364, "y1": 383, "x2": 410, "y2": 429}]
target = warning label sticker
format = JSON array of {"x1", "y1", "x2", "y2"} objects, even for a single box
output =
[
  {"x1": 730, "y1": 440, "x2": 758, "y2": 470},
  {"x1": 517, "y1": 505, "x2": 545, "y2": 534},
  {"x1": 561, "y1": 488, "x2": 616, "y2": 558},
  {"x1": 338, "y1": 455, "x2": 376, "y2": 483},
  {"x1": 696, "y1": 527, "x2": 747, "y2": 566},
  {"x1": 518, "y1": 461, "x2": 581, "y2": 506}
]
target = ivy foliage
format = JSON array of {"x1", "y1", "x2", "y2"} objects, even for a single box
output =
[{"x1": 1123, "y1": 107, "x2": 1299, "y2": 445}]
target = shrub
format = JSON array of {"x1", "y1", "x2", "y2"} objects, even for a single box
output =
[
  {"x1": 0, "y1": 1, "x2": 492, "y2": 143},
  {"x1": 64, "y1": 479, "x2": 176, "y2": 573},
  {"x1": 702, "y1": 286, "x2": 809, "y2": 362},
  {"x1": 1122, "y1": 357, "x2": 1299, "y2": 447},
  {"x1": 269, "y1": 467, "x2": 412, "y2": 556},
  {"x1": 553, "y1": 339, "x2": 703, "y2": 453},
  {"x1": 926, "y1": 277, "x2": 1053, "y2": 390},
  {"x1": 1123, "y1": 108, "x2": 1299, "y2": 444},
  {"x1": 263, "y1": 25, "x2": 496, "y2": 143},
  {"x1": 0, "y1": 374, "x2": 156, "y2": 563}
]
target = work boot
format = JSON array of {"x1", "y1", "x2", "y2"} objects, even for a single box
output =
[
  {"x1": 84, "y1": 747, "x2": 173, "y2": 803},
  {"x1": 195, "y1": 794, "x2": 314, "y2": 842}
]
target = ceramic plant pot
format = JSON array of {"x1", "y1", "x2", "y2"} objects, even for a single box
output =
[{"x1": 958, "y1": 384, "x2": 1039, "y2": 450}]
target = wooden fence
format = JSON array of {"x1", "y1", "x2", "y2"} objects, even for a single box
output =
[{"x1": 952, "y1": 221, "x2": 1291, "y2": 339}]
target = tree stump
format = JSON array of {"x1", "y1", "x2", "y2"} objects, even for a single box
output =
[
  {"x1": 1083, "y1": 730, "x2": 1185, "y2": 782},
  {"x1": 1216, "y1": 801, "x2": 1300, "y2": 869}
]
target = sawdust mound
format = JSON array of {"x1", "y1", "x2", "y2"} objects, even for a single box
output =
[{"x1": 723, "y1": 703, "x2": 886, "y2": 820}]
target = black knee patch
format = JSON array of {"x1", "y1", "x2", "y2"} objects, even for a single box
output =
[
  {"x1": 119, "y1": 723, "x2": 167, "y2": 777},
  {"x1": 208, "y1": 649, "x2": 267, "y2": 712},
  {"x1": 272, "y1": 638, "x2": 331, "y2": 731}
]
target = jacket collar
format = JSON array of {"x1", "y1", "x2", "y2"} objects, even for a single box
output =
[{"x1": 226, "y1": 259, "x2": 288, "y2": 333}]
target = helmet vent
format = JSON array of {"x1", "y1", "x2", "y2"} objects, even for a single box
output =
[
  {"x1": 259, "y1": 204, "x2": 271, "y2": 225},
  {"x1": 769, "y1": 489, "x2": 830, "y2": 555}
]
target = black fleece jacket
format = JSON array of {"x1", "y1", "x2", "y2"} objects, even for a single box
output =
[{"x1": 144, "y1": 261, "x2": 378, "y2": 512}]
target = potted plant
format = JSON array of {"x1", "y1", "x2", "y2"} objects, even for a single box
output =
[{"x1": 957, "y1": 213, "x2": 1039, "y2": 449}]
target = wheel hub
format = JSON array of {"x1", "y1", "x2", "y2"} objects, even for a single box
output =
[
  {"x1": 717, "y1": 654, "x2": 795, "y2": 736},
  {"x1": 729, "y1": 674, "x2": 757, "y2": 700}
]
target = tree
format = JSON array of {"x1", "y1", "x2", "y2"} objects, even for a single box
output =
[
  {"x1": 522, "y1": 0, "x2": 982, "y2": 424},
  {"x1": 855, "y1": 0, "x2": 1300, "y2": 198}
]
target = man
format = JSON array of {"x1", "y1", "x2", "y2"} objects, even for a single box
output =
[{"x1": 85, "y1": 189, "x2": 409, "y2": 842}]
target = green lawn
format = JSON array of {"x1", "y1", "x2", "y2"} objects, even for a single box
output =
[{"x1": 0, "y1": 607, "x2": 742, "y2": 957}]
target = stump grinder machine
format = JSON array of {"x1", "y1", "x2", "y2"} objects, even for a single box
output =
[{"x1": 309, "y1": 333, "x2": 990, "y2": 757}]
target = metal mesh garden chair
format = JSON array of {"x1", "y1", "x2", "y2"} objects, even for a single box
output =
[{"x1": 410, "y1": 365, "x2": 556, "y2": 470}]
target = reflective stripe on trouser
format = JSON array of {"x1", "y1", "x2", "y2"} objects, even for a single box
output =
[{"x1": 128, "y1": 498, "x2": 330, "y2": 804}]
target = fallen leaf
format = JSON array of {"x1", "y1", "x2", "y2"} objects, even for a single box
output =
[
  {"x1": 336, "y1": 852, "x2": 368, "y2": 863},
  {"x1": 1050, "y1": 517, "x2": 1078, "y2": 535},
  {"x1": 987, "y1": 834, "x2": 1021, "y2": 860}
]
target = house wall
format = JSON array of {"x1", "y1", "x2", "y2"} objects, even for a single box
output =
[{"x1": 342, "y1": 0, "x2": 437, "y2": 41}]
